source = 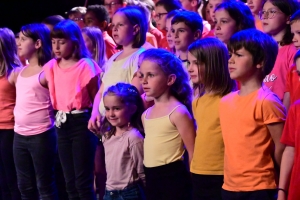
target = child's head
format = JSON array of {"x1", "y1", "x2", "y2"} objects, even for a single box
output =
[
  {"x1": 127, "y1": 0, "x2": 155, "y2": 24},
  {"x1": 294, "y1": 50, "x2": 300, "y2": 74},
  {"x1": 166, "y1": 10, "x2": 181, "y2": 49},
  {"x1": 261, "y1": 0, "x2": 300, "y2": 46},
  {"x1": 227, "y1": 29, "x2": 278, "y2": 82},
  {"x1": 215, "y1": 1, "x2": 255, "y2": 44},
  {"x1": 67, "y1": 7, "x2": 87, "y2": 29},
  {"x1": 247, "y1": 0, "x2": 264, "y2": 16},
  {"x1": 19, "y1": 23, "x2": 52, "y2": 66},
  {"x1": 208, "y1": 0, "x2": 229, "y2": 21},
  {"x1": 101, "y1": 83, "x2": 145, "y2": 139},
  {"x1": 85, "y1": 5, "x2": 110, "y2": 31},
  {"x1": 188, "y1": 37, "x2": 236, "y2": 96},
  {"x1": 290, "y1": 10, "x2": 300, "y2": 49},
  {"x1": 81, "y1": 27, "x2": 107, "y2": 67},
  {"x1": 104, "y1": 0, "x2": 124, "y2": 19},
  {"x1": 138, "y1": 48, "x2": 192, "y2": 113},
  {"x1": 180, "y1": 0, "x2": 202, "y2": 12},
  {"x1": 112, "y1": 6, "x2": 148, "y2": 48},
  {"x1": 42, "y1": 15, "x2": 65, "y2": 31},
  {"x1": 171, "y1": 10, "x2": 203, "y2": 52},
  {"x1": 155, "y1": 0, "x2": 182, "y2": 30},
  {"x1": 0, "y1": 28, "x2": 22, "y2": 76},
  {"x1": 201, "y1": 0, "x2": 214, "y2": 27},
  {"x1": 51, "y1": 20, "x2": 90, "y2": 60}
]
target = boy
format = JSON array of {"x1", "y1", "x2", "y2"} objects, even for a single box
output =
[
  {"x1": 220, "y1": 29, "x2": 286, "y2": 200},
  {"x1": 104, "y1": 0, "x2": 124, "y2": 19},
  {"x1": 67, "y1": 7, "x2": 86, "y2": 29},
  {"x1": 84, "y1": 5, "x2": 118, "y2": 59}
]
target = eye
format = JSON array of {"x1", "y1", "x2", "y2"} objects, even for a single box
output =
[
  {"x1": 270, "y1": 10, "x2": 277, "y2": 14},
  {"x1": 221, "y1": 20, "x2": 228, "y2": 24}
]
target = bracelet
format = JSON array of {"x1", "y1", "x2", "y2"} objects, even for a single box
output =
[{"x1": 278, "y1": 188, "x2": 288, "y2": 196}]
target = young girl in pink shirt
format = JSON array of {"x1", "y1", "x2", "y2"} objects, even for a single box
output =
[{"x1": 43, "y1": 20, "x2": 101, "y2": 200}]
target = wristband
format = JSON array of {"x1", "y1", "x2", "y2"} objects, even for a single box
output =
[{"x1": 278, "y1": 188, "x2": 288, "y2": 196}]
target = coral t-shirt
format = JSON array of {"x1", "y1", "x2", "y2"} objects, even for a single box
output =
[
  {"x1": 149, "y1": 27, "x2": 163, "y2": 45},
  {"x1": 103, "y1": 31, "x2": 118, "y2": 59},
  {"x1": 146, "y1": 32, "x2": 158, "y2": 48},
  {"x1": 285, "y1": 65, "x2": 300, "y2": 104},
  {"x1": 158, "y1": 29, "x2": 170, "y2": 51}
]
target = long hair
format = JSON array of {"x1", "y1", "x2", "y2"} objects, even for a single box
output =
[
  {"x1": 21, "y1": 23, "x2": 52, "y2": 66},
  {"x1": 188, "y1": 38, "x2": 236, "y2": 97},
  {"x1": 51, "y1": 20, "x2": 90, "y2": 59},
  {"x1": 0, "y1": 28, "x2": 22, "y2": 76},
  {"x1": 81, "y1": 27, "x2": 107, "y2": 68},
  {"x1": 138, "y1": 48, "x2": 193, "y2": 115},
  {"x1": 100, "y1": 83, "x2": 145, "y2": 139}
]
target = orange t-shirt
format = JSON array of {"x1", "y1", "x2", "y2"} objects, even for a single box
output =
[
  {"x1": 219, "y1": 86, "x2": 286, "y2": 191},
  {"x1": 255, "y1": 19, "x2": 263, "y2": 32},
  {"x1": 103, "y1": 31, "x2": 118, "y2": 59},
  {"x1": 285, "y1": 64, "x2": 300, "y2": 105},
  {"x1": 157, "y1": 29, "x2": 170, "y2": 51},
  {"x1": 146, "y1": 32, "x2": 158, "y2": 48},
  {"x1": 149, "y1": 27, "x2": 163, "y2": 45},
  {"x1": 0, "y1": 75, "x2": 15, "y2": 129}
]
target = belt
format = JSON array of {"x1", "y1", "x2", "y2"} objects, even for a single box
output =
[{"x1": 55, "y1": 109, "x2": 89, "y2": 128}]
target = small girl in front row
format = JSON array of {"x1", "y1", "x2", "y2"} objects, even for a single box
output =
[
  {"x1": 100, "y1": 83, "x2": 145, "y2": 200},
  {"x1": 187, "y1": 38, "x2": 236, "y2": 200},
  {"x1": 138, "y1": 48, "x2": 196, "y2": 200},
  {"x1": 43, "y1": 20, "x2": 102, "y2": 200}
]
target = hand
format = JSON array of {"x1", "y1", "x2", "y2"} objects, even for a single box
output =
[{"x1": 88, "y1": 114, "x2": 101, "y2": 134}]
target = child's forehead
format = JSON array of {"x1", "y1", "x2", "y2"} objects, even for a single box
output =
[{"x1": 172, "y1": 22, "x2": 191, "y2": 30}]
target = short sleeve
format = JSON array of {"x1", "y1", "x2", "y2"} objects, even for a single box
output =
[
  {"x1": 281, "y1": 102, "x2": 299, "y2": 146},
  {"x1": 128, "y1": 48, "x2": 145, "y2": 81},
  {"x1": 262, "y1": 93, "x2": 286, "y2": 124},
  {"x1": 80, "y1": 59, "x2": 102, "y2": 88},
  {"x1": 285, "y1": 65, "x2": 295, "y2": 93}
]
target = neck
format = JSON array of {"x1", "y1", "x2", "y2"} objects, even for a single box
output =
[
  {"x1": 179, "y1": 50, "x2": 188, "y2": 60},
  {"x1": 238, "y1": 75, "x2": 262, "y2": 96},
  {"x1": 60, "y1": 56, "x2": 78, "y2": 64},
  {"x1": 254, "y1": 14, "x2": 260, "y2": 20},
  {"x1": 153, "y1": 88, "x2": 175, "y2": 106},
  {"x1": 271, "y1": 28, "x2": 286, "y2": 46},
  {"x1": 28, "y1": 54, "x2": 40, "y2": 67},
  {"x1": 115, "y1": 125, "x2": 132, "y2": 136},
  {"x1": 122, "y1": 44, "x2": 138, "y2": 54}
]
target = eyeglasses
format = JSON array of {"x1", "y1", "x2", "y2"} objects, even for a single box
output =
[
  {"x1": 259, "y1": 9, "x2": 283, "y2": 19},
  {"x1": 154, "y1": 13, "x2": 168, "y2": 20},
  {"x1": 104, "y1": 2, "x2": 122, "y2": 8},
  {"x1": 72, "y1": 18, "x2": 83, "y2": 22}
]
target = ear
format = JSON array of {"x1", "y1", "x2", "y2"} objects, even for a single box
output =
[
  {"x1": 167, "y1": 74, "x2": 177, "y2": 86},
  {"x1": 256, "y1": 61, "x2": 263, "y2": 69},
  {"x1": 286, "y1": 15, "x2": 291, "y2": 24},
  {"x1": 100, "y1": 21, "x2": 108, "y2": 31},
  {"x1": 194, "y1": 29, "x2": 202, "y2": 40},
  {"x1": 191, "y1": 0, "x2": 198, "y2": 7},
  {"x1": 35, "y1": 39, "x2": 42, "y2": 49},
  {"x1": 133, "y1": 24, "x2": 140, "y2": 36}
]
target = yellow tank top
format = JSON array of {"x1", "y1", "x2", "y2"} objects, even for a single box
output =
[{"x1": 143, "y1": 105, "x2": 185, "y2": 168}]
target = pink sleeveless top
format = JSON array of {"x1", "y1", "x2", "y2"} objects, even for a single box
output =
[{"x1": 14, "y1": 67, "x2": 54, "y2": 136}]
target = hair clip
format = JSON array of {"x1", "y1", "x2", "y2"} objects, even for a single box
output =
[{"x1": 128, "y1": 88, "x2": 138, "y2": 94}]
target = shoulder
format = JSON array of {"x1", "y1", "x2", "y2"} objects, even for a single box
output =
[
  {"x1": 170, "y1": 104, "x2": 192, "y2": 121},
  {"x1": 8, "y1": 66, "x2": 23, "y2": 84},
  {"x1": 43, "y1": 59, "x2": 57, "y2": 70},
  {"x1": 281, "y1": 43, "x2": 297, "y2": 57},
  {"x1": 220, "y1": 91, "x2": 238, "y2": 104},
  {"x1": 127, "y1": 128, "x2": 144, "y2": 145}
]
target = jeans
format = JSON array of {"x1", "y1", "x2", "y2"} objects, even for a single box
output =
[
  {"x1": 103, "y1": 185, "x2": 143, "y2": 200},
  {"x1": 56, "y1": 112, "x2": 98, "y2": 200},
  {"x1": 0, "y1": 129, "x2": 21, "y2": 200},
  {"x1": 13, "y1": 128, "x2": 58, "y2": 200}
]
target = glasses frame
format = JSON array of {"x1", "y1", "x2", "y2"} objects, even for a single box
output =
[
  {"x1": 154, "y1": 13, "x2": 168, "y2": 20},
  {"x1": 259, "y1": 9, "x2": 283, "y2": 20},
  {"x1": 104, "y1": 2, "x2": 122, "y2": 8}
]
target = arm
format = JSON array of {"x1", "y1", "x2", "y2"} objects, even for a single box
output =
[
  {"x1": 88, "y1": 83, "x2": 104, "y2": 134},
  {"x1": 8, "y1": 67, "x2": 22, "y2": 85},
  {"x1": 267, "y1": 122, "x2": 285, "y2": 167},
  {"x1": 130, "y1": 140, "x2": 145, "y2": 186},
  {"x1": 87, "y1": 75, "x2": 100, "y2": 102},
  {"x1": 283, "y1": 92, "x2": 290, "y2": 113}
]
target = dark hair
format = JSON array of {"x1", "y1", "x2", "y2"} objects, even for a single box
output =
[
  {"x1": 171, "y1": 10, "x2": 203, "y2": 34},
  {"x1": 21, "y1": 23, "x2": 52, "y2": 66},
  {"x1": 51, "y1": 20, "x2": 90, "y2": 60},
  {"x1": 100, "y1": 83, "x2": 145, "y2": 139},
  {"x1": 166, "y1": 9, "x2": 181, "y2": 19},
  {"x1": 155, "y1": 0, "x2": 182, "y2": 12},
  {"x1": 201, "y1": 0, "x2": 209, "y2": 21},
  {"x1": 114, "y1": 6, "x2": 148, "y2": 48},
  {"x1": 294, "y1": 49, "x2": 300, "y2": 63},
  {"x1": 228, "y1": 29, "x2": 278, "y2": 80},
  {"x1": 291, "y1": 9, "x2": 300, "y2": 24},
  {"x1": 42, "y1": 15, "x2": 65, "y2": 26},
  {"x1": 215, "y1": 1, "x2": 255, "y2": 32},
  {"x1": 138, "y1": 48, "x2": 193, "y2": 115},
  {"x1": 188, "y1": 38, "x2": 236, "y2": 97},
  {"x1": 263, "y1": 0, "x2": 300, "y2": 46},
  {"x1": 87, "y1": 5, "x2": 110, "y2": 24}
]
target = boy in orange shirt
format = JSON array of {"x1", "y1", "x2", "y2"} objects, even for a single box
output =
[{"x1": 219, "y1": 29, "x2": 286, "y2": 200}]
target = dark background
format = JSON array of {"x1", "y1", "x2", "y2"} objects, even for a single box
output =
[{"x1": 0, "y1": 0, "x2": 103, "y2": 33}]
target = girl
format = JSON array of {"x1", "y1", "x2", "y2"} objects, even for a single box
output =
[
  {"x1": 0, "y1": 28, "x2": 22, "y2": 200},
  {"x1": 101, "y1": 83, "x2": 145, "y2": 200},
  {"x1": 88, "y1": 6, "x2": 147, "y2": 133},
  {"x1": 43, "y1": 20, "x2": 102, "y2": 200},
  {"x1": 246, "y1": 0, "x2": 264, "y2": 30},
  {"x1": 187, "y1": 38, "x2": 236, "y2": 200},
  {"x1": 13, "y1": 23, "x2": 58, "y2": 199},
  {"x1": 261, "y1": 0, "x2": 299, "y2": 104},
  {"x1": 138, "y1": 48, "x2": 196, "y2": 200},
  {"x1": 214, "y1": 0, "x2": 255, "y2": 45}
]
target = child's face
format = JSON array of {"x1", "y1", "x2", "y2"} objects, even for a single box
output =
[
  {"x1": 69, "y1": 12, "x2": 85, "y2": 29},
  {"x1": 247, "y1": 0, "x2": 264, "y2": 15},
  {"x1": 261, "y1": 1, "x2": 289, "y2": 36},
  {"x1": 154, "y1": 6, "x2": 168, "y2": 30},
  {"x1": 166, "y1": 17, "x2": 174, "y2": 49},
  {"x1": 52, "y1": 38, "x2": 74, "y2": 59},
  {"x1": 291, "y1": 21, "x2": 300, "y2": 50},
  {"x1": 104, "y1": 0, "x2": 123, "y2": 19},
  {"x1": 104, "y1": 95, "x2": 132, "y2": 128},
  {"x1": 84, "y1": 11, "x2": 102, "y2": 30},
  {"x1": 82, "y1": 32, "x2": 94, "y2": 55},
  {"x1": 208, "y1": 0, "x2": 223, "y2": 22},
  {"x1": 187, "y1": 51, "x2": 205, "y2": 84},
  {"x1": 214, "y1": 9, "x2": 237, "y2": 44},
  {"x1": 180, "y1": 0, "x2": 196, "y2": 12},
  {"x1": 172, "y1": 22, "x2": 196, "y2": 52},
  {"x1": 17, "y1": 32, "x2": 36, "y2": 59},
  {"x1": 205, "y1": 6, "x2": 214, "y2": 27}
]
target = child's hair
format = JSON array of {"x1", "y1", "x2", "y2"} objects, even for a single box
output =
[
  {"x1": 138, "y1": 48, "x2": 193, "y2": 114},
  {"x1": 155, "y1": 0, "x2": 182, "y2": 12},
  {"x1": 0, "y1": 28, "x2": 22, "y2": 76},
  {"x1": 86, "y1": 5, "x2": 110, "y2": 29},
  {"x1": 81, "y1": 27, "x2": 107, "y2": 67},
  {"x1": 67, "y1": 6, "x2": 87, "y2": 16},
  {"x1": 294, "y1": 49, "x2": 300, "y2": 63},
  {"x1": 228, "y1": 29, "x2": 278, "y2": 81},
  {"x1": 263, "y1": 0, "x2": 300, "y2": 46},
  {"x1": 171, "y1": 10, "x2": 203, "y2": 34},
  {"x1": 127, "y1": 0, "x2": 154, "y2": 22},
  {"x1": 201, "y1": 0, "x2": 209, "y2": 21},
  {"x1": 166, "y1": 9, "x2": 181, "y2": 20},
  {"x1": 42, "y1": 15, "x2": 65, "y2": 27},
  {"x1": 21, "y1": 23, "x2": 52, "y2": 66},
  {"x1": 291, "y1": 10, "x2": 300, "y2": 25},
  {"x1": 114, "y1": 6, "x2": 148, "y2": 48},
  {"x1": 51, "y1": 20, "x2": 91, "y2": 60},
  {"x1": 188, "y1": 38, "x2": 236, "y2": 97},
  {"x1": 215, "y1": 1, "x2": 255, "y2": 32},
  {"x1": 100, "y1": 83, "x2": 145, "y2": 139}
]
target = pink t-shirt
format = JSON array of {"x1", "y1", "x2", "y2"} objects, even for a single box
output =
[
  {"x1": 263, "y1": 44, "x2": 297, "y2": 100},
  {"x1": 14, "y1": 68, "x2": 54, "y2": 136},
  {"x1": 43, "y1": 58, "x2": 101, "y2": 112}
]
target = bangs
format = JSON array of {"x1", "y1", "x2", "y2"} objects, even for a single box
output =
[{"x1": 50, "y1": 26, "x2": 69, "y2": 39}]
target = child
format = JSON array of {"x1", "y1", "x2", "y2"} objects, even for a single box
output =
[
  {"x1": 165, "y1": 10, "x2": 181, "y2": 54},
  {"x1": 13, "y1": 23, "x2": 58, "y2": 199},
  {"x1": 187, "y1": 38, "x2": 236, "y2": 200},
  {"x1": 246, "y1": 0, "x2": 264, "y2": 30},
  {"x1": 88, "y1": 6, "x2": 147, "y2": 133},
  {"x1": 214, "y1": 1, "x2": 255, "y2": 45},
  {"x1": 278, "y1": 100, "x2": 300, "y2": 200},
  {"x1": 220, "y1": 29, "x2": 286, "y2": 200},
  {"x1": 104, "y1": 0, "x2": 125, "y2": 19},
  {"x1": 201, "y1": 0, "x2": 214, "y2": 32},
  {"x1": 291, "y1": 10, "x2": 300, "y2": 50},
  {"x1": 42, "y1": 15, "x2": 65, "y2": 31},
  {"x1": 0, "y1": 28, "x2": 22, "y2": 200},
  {"x1": 138, "y1": 48, "x2": 196, "y2": 200},
  {"x1": 43, "y1": 20, "x2": 102, "y2": 200},
  {"x1": 67, "y1": 6, "x2": 86, "y2": 28},
  {"x1": 101, "y1": 83, "x2": 145, "y2": 200},
  {"x1": 261, "y1": 0, "x2": 299, "y2": 103},
  {"x1": 84, "y1": 5, "x2": 118, "y2": 59},
  {"x1": 208, "y1": 0, "x2": 230, "y2": 27}
]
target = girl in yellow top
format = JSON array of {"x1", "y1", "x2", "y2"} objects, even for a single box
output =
[{"x1": 187, "y1": 38, "x2": 236, "y2": 200}]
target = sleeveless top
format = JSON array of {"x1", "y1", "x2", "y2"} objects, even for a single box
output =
[
  {"x1": 14, "y1": 67, "x2": 54, "y2": 136},
  {"x1": 143, "y1": 105, "x2": 185, "y2": 168}
]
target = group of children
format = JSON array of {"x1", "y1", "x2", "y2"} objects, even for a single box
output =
[{"x1": 0, "y1": 0, "x2": 300, "y2": 200}]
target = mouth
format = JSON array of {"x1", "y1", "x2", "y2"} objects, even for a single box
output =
[
  {"x1": 167, "y1": 39, "x2": 173, "y2": 44},
  {"x1": 229, "y1": 67, "x2": 236, "y2": 72},
  {"x1": 55, "y1": 52, "x2": 61, "y2": 55},
  {"x1": 215, "y1": 33, "x2": 222, "y2": 36},
  {"x1": 248, "y1": 6, "x2": 254, "y2": 9},
  {"x1": 143, "y1": 87, "x2": 150, "y2": 92},
  {"x1": 190, "y1": 75, "x2": 197, "y2": 79},
  {"x1": 174, "y1": 41, "x2": 180, "y2": 45},
  {"x1": 263, "y1": 22, "x2": 268, "y2": 26},
  {"x1": 113, "y1": 35, "x2": 118, "y2": 38}
]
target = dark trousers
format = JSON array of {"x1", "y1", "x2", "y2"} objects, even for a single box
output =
[
  {"x1": 13, "y1": 128, "x2": 58, "y2": 200},
  {"x1": 94, "y1": 141, "x2": 106, "y2": 199},
  {"x1": 221, "y1": 189, "x2": 277, "y2": 200},
  {"x1": 144, "y1": 161, "x2": 192, "y2": 200},
  {"x1": 0, "y1": 129, "x2": 21, "y2": 200},
  {"x1": 56, "y1": 112, "x2": 98, "y2": 200},
  {"x1": 191, "y1": 173, "x2": 223, "y2": 200}
]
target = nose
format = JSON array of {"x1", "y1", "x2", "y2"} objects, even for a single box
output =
[
  {"x1": 292, "y1": 34, "x2": 297, "y2": 43},
  {"x1": 55, "y1": 43, "x2": 59, "y2": 50},
  {"x1": 108, "y1": 109, "x2": 115, "y2": 117},
  {"x1": 228, "y1": 56, "x2": 234, "y2": 64}
]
